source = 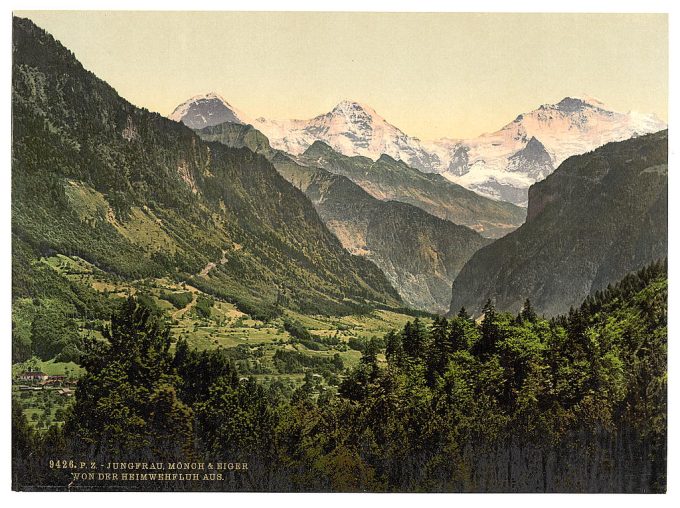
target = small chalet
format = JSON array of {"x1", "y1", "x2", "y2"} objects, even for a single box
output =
[{"x1": 19, "y1": 371, "x2": 48, "y2": 382}]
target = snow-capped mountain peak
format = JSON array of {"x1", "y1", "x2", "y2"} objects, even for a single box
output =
[
  {"x1": 169, "y1": 93, "x2": 666, "y2": 206},
  {"x1": 169, "y1": 92, "x2": 251, "y2": 129},
  {"x1": 329, "y1": 99, "x2": 379, "y2": 119},
  {"x1": 320, "y1": 99, "x2": 389, "y2": 135},
  {"x1": 332, "y1": 99, "x2": 370, "y2": 111},
  {"x1": 431, "y1": 96, "x2": 666, "y2": 205},
  {"x1": 247, "y1": 99, "x2": 439, "y2": 169}
]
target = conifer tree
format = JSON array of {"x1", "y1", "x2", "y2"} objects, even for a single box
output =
[
  {"x1": 428, "y1": 316, "x2": 451, "y2": 377},
  {"x1": 360, "y1": 336, "x2": 381, "y2": 378},
  {"x1": 457, "y1": 307, "x2": 471, "y2": 320},
  {"x1": 67, "y1": 296, "x2": 193, "y2": 457},
  {"x1": 473, "y1": 299, "x2": 500, "y2": 359},
  {"x1": 402, "y1": 318, "x2": 428, "y2": 361},
  {"x1": 385, "y1": 330, "x2": 404, "y2": 367},
  {"x1": 520, "y1": 298, "x2": 538, "y2": 323}
]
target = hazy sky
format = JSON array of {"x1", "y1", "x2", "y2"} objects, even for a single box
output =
[{"x1": 15, "y1": 11, "x2": 668, "y2": 140}]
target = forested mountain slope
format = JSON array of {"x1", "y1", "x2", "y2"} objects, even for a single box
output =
[{"x1": 12, "y1": 17, "x2": 401, "y2": 319}]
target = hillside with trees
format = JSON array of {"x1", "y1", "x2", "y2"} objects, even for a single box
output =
[
  {"x1": 13, "y1": 262, "x2": 667, "y2": 492},
  {"x1": 197, "y1": 122, "x2": 490, "y2": 313},
  {"x1": 12, "y1": 16, "x2": 401, "y2": 331}
]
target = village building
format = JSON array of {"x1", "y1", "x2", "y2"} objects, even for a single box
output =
[{"x1": 18, "y1": 371, "x2": 48, "y2": 383}]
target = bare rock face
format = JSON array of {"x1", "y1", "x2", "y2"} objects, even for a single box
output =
[
  {"x1": 449, "y1": 130, "x2": 668, "y2": 317},
  {"x1": 170, "y1": 93, "x2": 249, "y2": 130},
  {"x1": 506, "y1": 136, "x2": 553, "y2": 180}
]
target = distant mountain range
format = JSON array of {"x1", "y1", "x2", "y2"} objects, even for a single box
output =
[
  {"x1": 431, "y1": 97, "x2": 667, "y2": 205},
  {"x1": 296, "y1": 140, "x2": 524, "y2": 239},
  {"x1": 170, "y1": 94, "x2": 666, "y2": 206},
  {"x1": 172, "y1": 97, "x2": 526, "y2": 239},
  {"x1": 449, "y1": 129, "x2": 668, "y2": 316},
  {"x1": 175, "y1": 94, "x2": 666, "y2": 313}
]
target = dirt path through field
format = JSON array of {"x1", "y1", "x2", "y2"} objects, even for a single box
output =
[{"x1": 171, "y1": 285, "x2": 200, "y2": 320}]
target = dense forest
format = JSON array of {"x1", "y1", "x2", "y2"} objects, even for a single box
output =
[{"x1": 12, "y1": 261, "x2": 667, "y2": 492}]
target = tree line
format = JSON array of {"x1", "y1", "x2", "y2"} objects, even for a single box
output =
[{"x1": 12, "y1": 261, "x2": 667, "y2": 492}]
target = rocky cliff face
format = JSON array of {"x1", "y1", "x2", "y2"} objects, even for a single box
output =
[
  {"x1": 303, "y1": 171, "x2": 490, "y2": 313},
  {"x1": 449, "y1": 130, "x2": 668, "y2": 316}
]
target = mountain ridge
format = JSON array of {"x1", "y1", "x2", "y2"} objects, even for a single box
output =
[
  {"x1": 433, "y1": 96, "x2": 666, "y2": 205},
  {"x1": 296, "y1": 139, "x2": 525, "y2": 238},
  {"x1": 448, "y1": 129, "x2": 668, "y2": 316},
  {"x1": 170, "y1": 94, "x2": 666, "y2": 206}
]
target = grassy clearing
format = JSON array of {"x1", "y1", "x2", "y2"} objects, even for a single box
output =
[
  {"x1": 12, "y1": 359, "x2": 84, "y2": 377},
  {"x1": 15, "y1": 253, "x2": 426, "y2": 404}
]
